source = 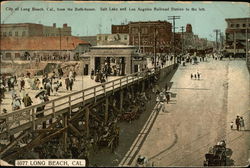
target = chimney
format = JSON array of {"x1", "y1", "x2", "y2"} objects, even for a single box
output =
[
  {"x1": 53, "y1": 23, "x2": 56, "y2": 27},
  {"x1": 63, "y1": 24, "x2": 67, "y2": 28}
]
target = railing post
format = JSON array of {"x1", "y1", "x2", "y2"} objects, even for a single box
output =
[
  {"x1": 52, "y1": 101, "x2": 55, "y2": 118},
  {"x1": 103, "y1": 84, "x2": 106, "y2": 96},
  {"x1": 137, "y1": 73, "x2": 140, "y2": 84},
  {"x1": 82, "y1": 91, "x2": 85, "y2": 106},
  {"x1": 69, "y1": 96, "x2": 72, "y2": 117},
  {"x1": 32, "y1": 109, "x2": 35, "y2": 130},
  {"x1": 126, "y1": 76, "x2": 129, "y2": 88},
  {"x1": 6, "y1": 116, "x2": 10, "y2": 137},
  {"x1": 94, "y1": 87, "x2": 96, "y2": 102},
  {"x1": 120, "y1": 78, "x2": 122, "y2": 89},
  {"x1": 112, "y1": 81, "x2": 115, "y2": 94}
]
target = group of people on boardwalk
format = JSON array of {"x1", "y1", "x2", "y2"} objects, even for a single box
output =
[
  {"x1": 191, "y1": 71, "x2": 201, "y2": 80},
  {"x1": 0, "y1": 68, "x2": 77, "y2": 113},
  {"x1": 231, "y1": 116, "x2": 245, "y2": 131},
  {"x1": 154, "y1": 83, "x2": 171, "y2": 112}
]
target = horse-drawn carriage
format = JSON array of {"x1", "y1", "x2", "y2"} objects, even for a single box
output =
[
  {"x1": 119, "y1": 105, "x2": 140, "y2": 122},
  {"x1": 204, "y1": 140, "x2": 227, "y2": 166},
  {"x1": 97, "y1": 123, "x2": 120, "y2": 152}
]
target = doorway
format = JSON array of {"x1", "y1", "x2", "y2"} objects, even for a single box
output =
[
  {"x1": 95, "y1": 57, "x2": 101, "y2": 72},
  {"x1": 84, "y1": 64, "x2": 89, "y2": 75}
]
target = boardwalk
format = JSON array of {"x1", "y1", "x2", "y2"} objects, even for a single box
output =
[{"x1": 0, "y1": 60, "x2": 174, "y2": 139}]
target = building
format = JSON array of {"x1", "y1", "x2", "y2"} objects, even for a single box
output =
[
  {"x1": 0, "y1": 36, "x2": 90, "y2": 61},
  {"x1": 183, "y1": 24, "x2": 194, "y2": 50},
  {"x1": 79, "y1": 36, "x2": 97, "y2": 46},
  {"x1": 111, "y1": 24, "x2": 129, "y2": 34},
  {"x1": 112, "y1": 21, "x2": 173, "y2": 54},
  {"x1": 97, "y1": 34, "x2": 129, "y2": 46},
  {"x1": 80, "y1": 45, "x2": 146, "y2": 75},
  {"x1": 0, "y1": 23, "x2": 71, "y2": 37},
  {"x1": 225, "y1": 17, "x2": 250, "y2": 57}
]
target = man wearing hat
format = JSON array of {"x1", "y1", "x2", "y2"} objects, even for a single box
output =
[
  {"x1": 22, "y1": 93, "x2": 33, "y2": 107},
  {"x1": 12, "y1": 95, "x2": 21, "y2": 110}
]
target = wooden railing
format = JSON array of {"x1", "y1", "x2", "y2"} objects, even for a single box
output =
[{"x1": 0, "y1": 66, "x2": 167, "y2": 137}]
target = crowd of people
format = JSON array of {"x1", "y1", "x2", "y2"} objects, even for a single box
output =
[
  {"x1": 0, "y1": 68, "x2": 78, "y2": 114},
  {"x1": 154, "y1": 83, "x2": 171, "y2": 113}
]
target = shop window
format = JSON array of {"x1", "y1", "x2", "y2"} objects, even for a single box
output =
[
  {"x1": 6, "y1": 53, "x2": 12, "y2": 59},
  {"x1": 15, "y1": 53, "x2": 21, "y2": 58},
  {"x1": 132, "y1": 27, "x2": 138, "y2": 34}
]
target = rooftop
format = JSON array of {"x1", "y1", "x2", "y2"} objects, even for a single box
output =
[
  {"x1": 0, "y1": 36, "x2": 89, "y2": 51},
  {"x1": 91, "y1": 45, "x2": 137, "y2": 49},
  {"x1": 225, "y1": 17, "x2": 250, "y2": 21}
]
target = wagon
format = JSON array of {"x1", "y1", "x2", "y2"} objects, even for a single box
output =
[{"x1": 204, "y1": 141, "x2": 227, "y2": 166}]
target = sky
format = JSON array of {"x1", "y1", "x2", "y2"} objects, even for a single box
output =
[{"x1": 1, "y1": 1, "x2": 249, "y2": 41}]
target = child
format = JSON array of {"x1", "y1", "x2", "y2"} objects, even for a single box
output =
[{"x1": 230, "y1": 121, "x2": 234, "y2": 129}]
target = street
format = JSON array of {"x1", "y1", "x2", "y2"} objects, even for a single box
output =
[{"x1": 129, "y1": 58, "x2": 250, "y2": 166}]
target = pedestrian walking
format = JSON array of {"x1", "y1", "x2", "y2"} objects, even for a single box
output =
[
  {"x1": 22, "y1": 93, "x2": 33, "y2": 107},
  {"x1": 230, "y1": 121, "x2": 234, "y2": 129},
  {"x1": 166, "y1": 92, "x2": 170, "y2": 104},
  {"x1": 239, "y1": 117, "x2": 245, "y2": 130},
  {"x1": 159, "y1": 91, "x2": 166, "y2": 112},
  {"x1": 35, "y1": 78, "x2": 41, "y2": 90},
  {"x1": 194, "y1": 74, "x2": 197, "y2": 79},
  {"x1": 53, "y1": 80, "x2": 62, "y2": 96},
  {"x1": 36, "y1": 95, "x2": 46, "y2": 128},
  {"x1": 235, "y1": 116, "x2": 240, "y2": 131},
  {"x1": 69, "y1": 78, "x2": 74, "y2": 91},
  {"x1": 58, "y1": 68, "x2": 64, "y2": 77},
  {"x1": 12, "y1": 95, "x2": 21, "y2": 111},
  {"x1": 42, "y1": 75, "x2": 47, "y2": 89},
  {"x1": 73, "y1": 70, "x2": 77, "y2": 81},
  {"x1": 7, "y1": 78, "x2": 12, "y2": 91},
  {"x1": 191, "y1": 74, "x2": 193, "y2": 79},
  {"x1": 91, "y1": 69, "x2": 94, "y2": 80},
  {"x1": 20, "y1": 78, "x2": 25, "y2": 91},
  {"x1": 197, "y1": 72, "x2": 200, "y2": 80},
  {"x1": 45, "y1": 81, "x2": 52, "y2": 96},
  {"x1": 65, "y1": 76, "x2": 70, "y2": 91},
  {"x1": 165, "y1": 83, "x2": 168, "y2": 91},
  {"x1": 69, "y1": 70, "x2": 73, "y2": 79}
]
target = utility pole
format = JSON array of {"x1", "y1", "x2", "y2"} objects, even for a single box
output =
[
  {"x1": 220, "y1": 32, "x2": 224, "y2": 51},
  {"x1": 233, "y1": 31, "x2": 236, "y2": 58},
  {"x1": 154, "y1": 26, "x2": 157, "y2": 68},
  {"x1": 213, "y1": 29, "x2": 220, "y2": 52},
  {"x1": 180, "y1": 26, "x2": 185, "y2": 54},
  {"x1": 168, "y1": 16, "x2": 180, "y2": 63},
  {"x1": 246, "y1": 18, "x2": 249, "y2": 63},
  {"x1": 59, "y1": 28, "x2": 62, "y2": 58}
]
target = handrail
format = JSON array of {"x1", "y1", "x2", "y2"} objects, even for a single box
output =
[{"x1": 0, "y1": 64, "x2": 173, "y2": 135}]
